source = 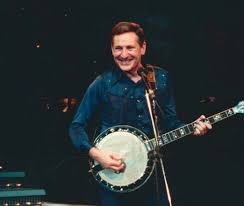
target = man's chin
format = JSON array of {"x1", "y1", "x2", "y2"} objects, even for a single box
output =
[{"x1": 118, "y1": 64, "x2": 134, "y2": 71}]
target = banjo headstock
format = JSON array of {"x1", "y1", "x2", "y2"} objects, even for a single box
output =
[{"x1": 233, "y1": 101, "x2": 244, "y2": 114}]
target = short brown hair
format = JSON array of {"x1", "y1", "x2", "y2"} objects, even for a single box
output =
[{"x1": 111, "y1": 22, "x2": 145, "y2": 46}]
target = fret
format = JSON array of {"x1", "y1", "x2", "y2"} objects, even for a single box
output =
[
  {"x1": 179, "y1": 128, "x2": 186, "y2": 136},
  {"x1": 158, "y1": 139, "x2": 163, "y2": 145},
  {"x1": 176, "y1": 129, "x2": 181, "y2": 137},
  {"x1": 161, "y1": 134, "x2": 169, "y2": 144},
  {"x1": 183, "y1": 125, "x2": 190, "y2": 134},
  {"x1": 214, "y1": 114, "x2": 222, "y2": 122},
  {"x1": 188, "y1": 124, "x2": 194, "y2": 133},
  {"x1": 166, "y1": 133, "x2": 172, "y2": 141},
  {"x1": 172, "y1": 131, "x2": 178, "y2": 139},
  {"x1": 227, "y1": 108, "x2": 234, "y2": 116},
  {"x1": 208, "y1": 116, "x2": 215, "y2": 124},
  {"x1": 224, "y1": 109, "x2": 234, "y2": 117},
  {"x1": 169, "y1": 132, "x2": 175, "y2": 141},
  {"x1": 220, "y1": 111, "x2": 227, "y2": 119},
  {"x1": 210, "y1": 113, "x2": 225, "y2": 123}
]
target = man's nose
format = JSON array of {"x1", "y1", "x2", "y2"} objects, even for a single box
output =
[{"x1": 121, "y1": 48, "x2": 129, "y2": 57}]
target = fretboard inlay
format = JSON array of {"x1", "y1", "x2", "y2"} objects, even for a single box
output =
[{"x1": 146, "y1": 107, "x2": 236, "y2": 151}]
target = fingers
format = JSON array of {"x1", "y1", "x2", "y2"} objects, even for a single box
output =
[
  {"x1": 193, "y1": 115, "x2": 212, "y2": 136},
  {"x1": 197, "y1": 115, "x2": 206, "y2": 121},
  {"x1": 106, "y1": 153, "x2": 125, "y2": 172},
  {"x1": 110, "y1": 163, "x2": 126, "y2": 172},
  {"x1": 110, "y1": 155, "x2": 125, "y2": 169},
  {"x1": 109, "y1": 158, "x2": 123, "y2": 167},
  {"x1": 108, "y1": 159, "x2": 125, "y2": 173},
  {"x1": 193, "y1": 124, "x2": 205, "y2": 136},
  {"x1": 110, "y1": 153, "x2": 122, "y2": 161}
]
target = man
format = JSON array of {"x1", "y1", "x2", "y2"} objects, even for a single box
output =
[{"x1": 69, "y1": 21, "x2": 212, "y2": 206}]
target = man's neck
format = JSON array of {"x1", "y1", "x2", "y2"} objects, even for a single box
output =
[{"x1": 124, "y1": 66, "x2": 142, "y2": 83}]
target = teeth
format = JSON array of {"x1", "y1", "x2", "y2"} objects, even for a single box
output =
[
  {"x1": 121, "y1": 62, "x2": 130, "y2": 65},
  {"x1": 119, "y1": 60, "x2": 132, "y2": 65}
]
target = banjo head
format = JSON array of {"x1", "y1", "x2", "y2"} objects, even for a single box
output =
[{"x1": 90, "y1": 125, "x2": 155, "y2": 193}]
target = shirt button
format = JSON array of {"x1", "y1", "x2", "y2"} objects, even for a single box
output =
[
  {"x1": 138, "y1": 114, "x2": 142, "y2": 118},
  {"x1": 137, "y1": 99, "x2": 141, "y2": 103},
  {"x1": 124, "y1": 87, "x2": 128, "y2": 90}
]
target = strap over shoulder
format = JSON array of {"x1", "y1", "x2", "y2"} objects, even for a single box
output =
[{"x1": 145, "y1": 64, "x2": 156, "y2": 92}]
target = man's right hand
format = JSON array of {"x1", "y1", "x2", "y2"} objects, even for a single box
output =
[{"x1": 89, "y1": 147, "x2": 125, "y2": 172}]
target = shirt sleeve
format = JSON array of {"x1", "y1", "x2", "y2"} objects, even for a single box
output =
[{"x1": 68, "y1": 75, "x2": 104, "y2": 154}]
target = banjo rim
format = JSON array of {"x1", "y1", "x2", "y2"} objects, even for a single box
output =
[{"x1": 90, "y1": 125, "x2": 155, "y2": 193}]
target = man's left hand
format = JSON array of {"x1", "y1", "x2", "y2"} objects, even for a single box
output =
[{"x1": 193, "y1": 115, "x2": 212, "y2": 136}]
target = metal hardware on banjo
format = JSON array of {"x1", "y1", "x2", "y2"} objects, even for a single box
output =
[{"x1": 89, "y1": 101, "x2": 244, "y2": 193}]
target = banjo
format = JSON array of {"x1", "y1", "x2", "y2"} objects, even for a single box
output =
[{"x1": 89, "y1": 101, "x2": 244, "y2": 193}]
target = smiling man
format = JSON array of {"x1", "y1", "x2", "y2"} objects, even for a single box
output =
[
  {"x1": 111, "y1": 30, "x2": 146, "y2": 83},
  {"x1": 69, "y1": 21, "x2": 212, "y2": 206}
]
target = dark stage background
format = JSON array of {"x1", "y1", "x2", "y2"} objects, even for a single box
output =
[{"x1": 1, "y1": 1, "x2": 243, "y2": 206}]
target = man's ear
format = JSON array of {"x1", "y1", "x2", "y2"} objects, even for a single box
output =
[
  {"x1": 111, "y1": 44, "x2": 115, "y2": 55},
  {"x1": 141, "y1": 41, "x2": 147, "y2": 55}
]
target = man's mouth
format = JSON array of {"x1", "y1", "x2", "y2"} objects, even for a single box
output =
[{"x1": 117, "y1": 58, "x2": 134, "y2": 65}]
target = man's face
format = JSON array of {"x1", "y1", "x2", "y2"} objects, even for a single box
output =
[{"x1": 111, "y1": 32, "x2": 146, "y2": 74}]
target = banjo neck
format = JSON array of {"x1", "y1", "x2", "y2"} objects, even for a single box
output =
[{"x1": 146, "y1": 107, "x2": 237, "y2": 151}]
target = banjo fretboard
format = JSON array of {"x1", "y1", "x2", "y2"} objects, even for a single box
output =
[{"x1": 146, "y1": 108, "x2": 236, "y2": 150}]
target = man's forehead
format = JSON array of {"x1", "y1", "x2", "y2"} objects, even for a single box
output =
[{"x1": 112, "y1": 32, "x2": 140, "y2": 45}]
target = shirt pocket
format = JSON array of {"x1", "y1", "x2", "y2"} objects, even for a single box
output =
[{"x1": 102, "y1": 92, "x2": 125, "y2": 124}]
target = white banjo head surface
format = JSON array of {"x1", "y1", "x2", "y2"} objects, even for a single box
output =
[
  {"x1": 96, "y1": 131, "x2": 148, "y2": 186},
  {"x1": 91, "y1": 125, "x2": 154, "y2": 192}
]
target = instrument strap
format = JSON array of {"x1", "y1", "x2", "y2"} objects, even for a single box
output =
[{"x1": 145, "y1": 64, "x2": 156, "y2": 93}]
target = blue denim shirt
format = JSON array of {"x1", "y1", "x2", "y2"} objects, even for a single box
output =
[{"x1": 69, "y1": 66, "x2": 183, "y2": 153}]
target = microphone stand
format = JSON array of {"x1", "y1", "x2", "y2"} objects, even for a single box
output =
[{"x1": 140, "y1": 70, "x2": 173, "y2": 206}]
